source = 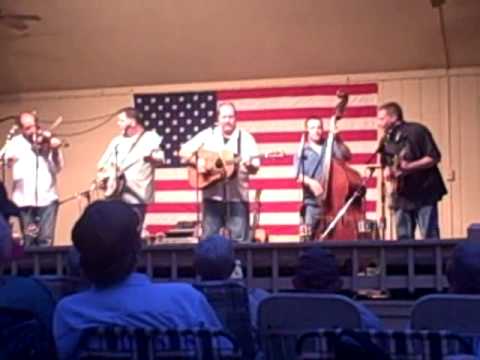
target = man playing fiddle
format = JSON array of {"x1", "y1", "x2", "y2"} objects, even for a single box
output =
[
  {"x1": 3, "y1": 111, "x2": 64, "y2": 246},
  {"x1": 294, "y1": 117, "x2": 351, "y2": 241}
]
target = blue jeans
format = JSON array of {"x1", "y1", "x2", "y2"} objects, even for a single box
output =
[
  {"x1": 202, "y1": 199, "x2": 250, "y2": 242},
  {"x1": 19, "y1": 201, "x2": 59, "y2": 247},
  {"x1": 303, "y1": 203, "x2": 325, "y2": 241},
  {"x1": 395, "y1": 204, "x2": 440, "y2": 240}
]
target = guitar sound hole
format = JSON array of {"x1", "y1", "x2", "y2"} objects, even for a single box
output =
[{"x1": 215, "y1": 158, "x2": 223, "y2": 168}]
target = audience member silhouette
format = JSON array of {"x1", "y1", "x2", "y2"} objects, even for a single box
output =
[
  {"x1": 194, "y1": 234, "x2": 269, "y2": 326},
  {"x1": 292, "y1": 245, "x2": 382, "y2": 330},
  {"x1": 54, "y1": 200, "x2": 223, "y2": 360},
  {"x1": 447, "y1": 240, "x2": 480, "y2": 294}
]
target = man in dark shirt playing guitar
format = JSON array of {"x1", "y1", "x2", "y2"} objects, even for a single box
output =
[{"x1": 377, "y1": 102, "x2": 447, "y2": 240}]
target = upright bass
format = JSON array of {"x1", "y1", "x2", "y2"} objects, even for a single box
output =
[{"x1": 314, "y1": 91, "x2": 367, "y2": 240}]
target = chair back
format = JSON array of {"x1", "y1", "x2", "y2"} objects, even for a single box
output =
[
  {"x1": 0, "y1": 276, "x2": 56, "y2": 332},
  {"x1": 78, "y1": 326, "x2": 241, "y2": 360},
  {"x1": 0, "y1": 307, "x2": 56, "y2": 360},
  {"x1": 258, "y1": 293, "x2": 363, "y2": 360},
  {"x1": 297, "y1": 328, "x2": 474, "y2": 360},
  {"x1": 193, "y1": 280, "x2": 256, "y2": 359},
  {"x1": 411, "y1": 294, "x2": 480, "y2": 336},
  {"x1": 34, "y1": 275, "x2": 88, "y2": 300}
]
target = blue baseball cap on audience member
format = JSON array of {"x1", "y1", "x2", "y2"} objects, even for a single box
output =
[
  {"x1": 293, "y1": 246, "x2": 342, "y2": 292},
  {"x1": 72, "y1": 200, "x2": 141, "y2": 286}
]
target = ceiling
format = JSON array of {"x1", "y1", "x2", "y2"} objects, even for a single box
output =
[{"x1": 0, "y1": 0, "x2": 479, "y2": 95}]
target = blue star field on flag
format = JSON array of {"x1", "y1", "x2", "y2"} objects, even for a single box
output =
[{"x1": 134, "y1": 91, "x2": 217, "y2": 167}]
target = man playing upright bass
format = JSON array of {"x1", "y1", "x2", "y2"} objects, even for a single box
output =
[{"x1": 294, "y1": 116, "x2": 352, "y2": 241}]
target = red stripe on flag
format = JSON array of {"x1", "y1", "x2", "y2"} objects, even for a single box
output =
[
  {"x1": 261, "y1": 225, "x2": 299, "y2": 235},
  {"x1": 236, "y1": 107, "x2": 377, "y2": 121},
  {"x1": 217, "y1": 84, "x2": 378, "y2": 100},
  {"x1": 154, "y1": 178, "x2": 377, "y2": 191},
  {"x1": 253, "y1": 130, "x2": 377, "y2": 143},
  {"x1": 145, "y1": 224, "x2": 301, "y2": 236},
  {"x1": 147, "y1": 201, "x2": 376, "y2": 213},
  {"x1": 145, "y1": 224, "x2": 174, "y2": 234}
]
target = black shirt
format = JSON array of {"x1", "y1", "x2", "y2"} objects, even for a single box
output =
[{"x1": 380, "y1": 121, "x2": 447, "y2": 210}]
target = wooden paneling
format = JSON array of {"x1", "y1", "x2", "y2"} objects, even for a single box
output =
[{"x1": 450, "y1": 75, "x2": 480, "y2": 236}]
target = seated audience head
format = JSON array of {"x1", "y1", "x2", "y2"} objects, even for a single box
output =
[
  {"x1": 0, "y1": 182, "x2": 17, "y2": 262},
  {"x1": 0, "y1": 215, "x2": 13, "y2": 263},
  {"x1": 447, "y1": 240, "x2": 480, "y2": 294},
  {"x1": 65, "y1": 247, "x2": 83, "y2": 278},
  {"x1": 293, "y1": 245, "x2": 342, "y2": 292},
  {"x1": 0, "y1": 181, "x2": 19, "y2": 222},
  {"x1": 194, "y1": 234, "x2": 235, "y2": 280},
  {"x1": 72, "y1": 200, "x2": 141, "y2": 288}
]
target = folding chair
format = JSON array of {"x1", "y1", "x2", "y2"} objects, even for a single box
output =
[
  {"x1": 193, "y1": 280, "x2": 256, "y2": 360},
  {"x1": 258, "y1": 293, "x2": 363, "y2": 360},
  {"x1": 78, "y1": 326, "x2": 241, "y2": 360},
  {"x1": 297, "y1": 328, "x2": 474, "y2": 360},
  {"x1": 411, "y1": 294, "x2": 480, "y2": 336}
]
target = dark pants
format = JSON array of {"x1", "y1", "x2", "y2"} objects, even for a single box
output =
[
  {"x1": 19, "y1": 201, "x2": 59, "y2": 247},
  {"x1": 129, "y1": 204, "x2": 147, "y2": 231},
  {"x1": 395, "y1": 204, "x2": 440, "y2": 240},
  {"x1": 202, "y1": 199, "x2": 250, "y2": 242}
]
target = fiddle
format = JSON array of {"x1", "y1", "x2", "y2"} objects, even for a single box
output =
[
  {"x1": 30, "y1": 116, "x2": 69, "y2": 151},
  {"x1": 32, "y1": 129, "x2": 68, "y2": 150}
]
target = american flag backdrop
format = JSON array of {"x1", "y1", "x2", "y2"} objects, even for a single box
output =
[{"x1": 134, "y1": 83, "x2": 379, "y2": 241}]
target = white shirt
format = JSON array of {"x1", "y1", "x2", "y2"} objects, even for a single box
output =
[
  {"x1": 98, "y1": 130, "x2": 163, "y2": 204},
  {"x1": 180, "y1": 127, "x2": 259, "y2": 202},
  {"x1": 4, "y1": 135, "x2": 62, "y2": 207}
]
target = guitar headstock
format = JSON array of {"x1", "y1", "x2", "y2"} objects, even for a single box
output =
[
  {"x1": 254, "y1": 188, "x2": 263, "y2": 201},
  {"x1": 264, "y1": 150, "x2": 286, "y2": 158},
  {"x1": 334, "y1": 90, "x2": 349, "y2": 120}
]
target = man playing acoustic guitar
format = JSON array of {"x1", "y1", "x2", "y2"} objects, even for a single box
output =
[
  {"x1": 96, "y1": 107, "x2": 164, "y2": 228},
  {"x1": 179, "y1": 103, "x2": 260, "y2": 242}
]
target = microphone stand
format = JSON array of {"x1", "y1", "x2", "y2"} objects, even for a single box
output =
[
  {"x1": 296, "y1": 133, "x2": 309, "y2": 242},
  {"x1": 194, "y1": 148, "x2": 202, "y2": 238},
  {"x1": 0, "y1": 125, "x2": 18, "y2": 182}
]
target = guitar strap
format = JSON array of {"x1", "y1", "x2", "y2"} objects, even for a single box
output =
[
  {"x1": 237, "y1": 129, "x2": 242, "y2": 156},
  {"x1": 118, "y1": 130, "x2": 146, "y2": 170},
  {"x1": 232, "y1": 129, "x2": 242, "y2": 179}
]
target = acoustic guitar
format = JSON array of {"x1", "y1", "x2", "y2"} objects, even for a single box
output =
[
  {"x1": 95, "y1": 164, "x2": 128, "y2": 198},
  {"x1": 249, "y1": 189, "x2": 268, "y2": 242},
  {"x1": 187, "y1": 149, "x2": 284, "y2": 189},
  {"x1": 387, "y1": 143, "x2": 409, "y2": 205},
  {"x1": 94, "y1": 156, "x2": 146, "y2": 198}
]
